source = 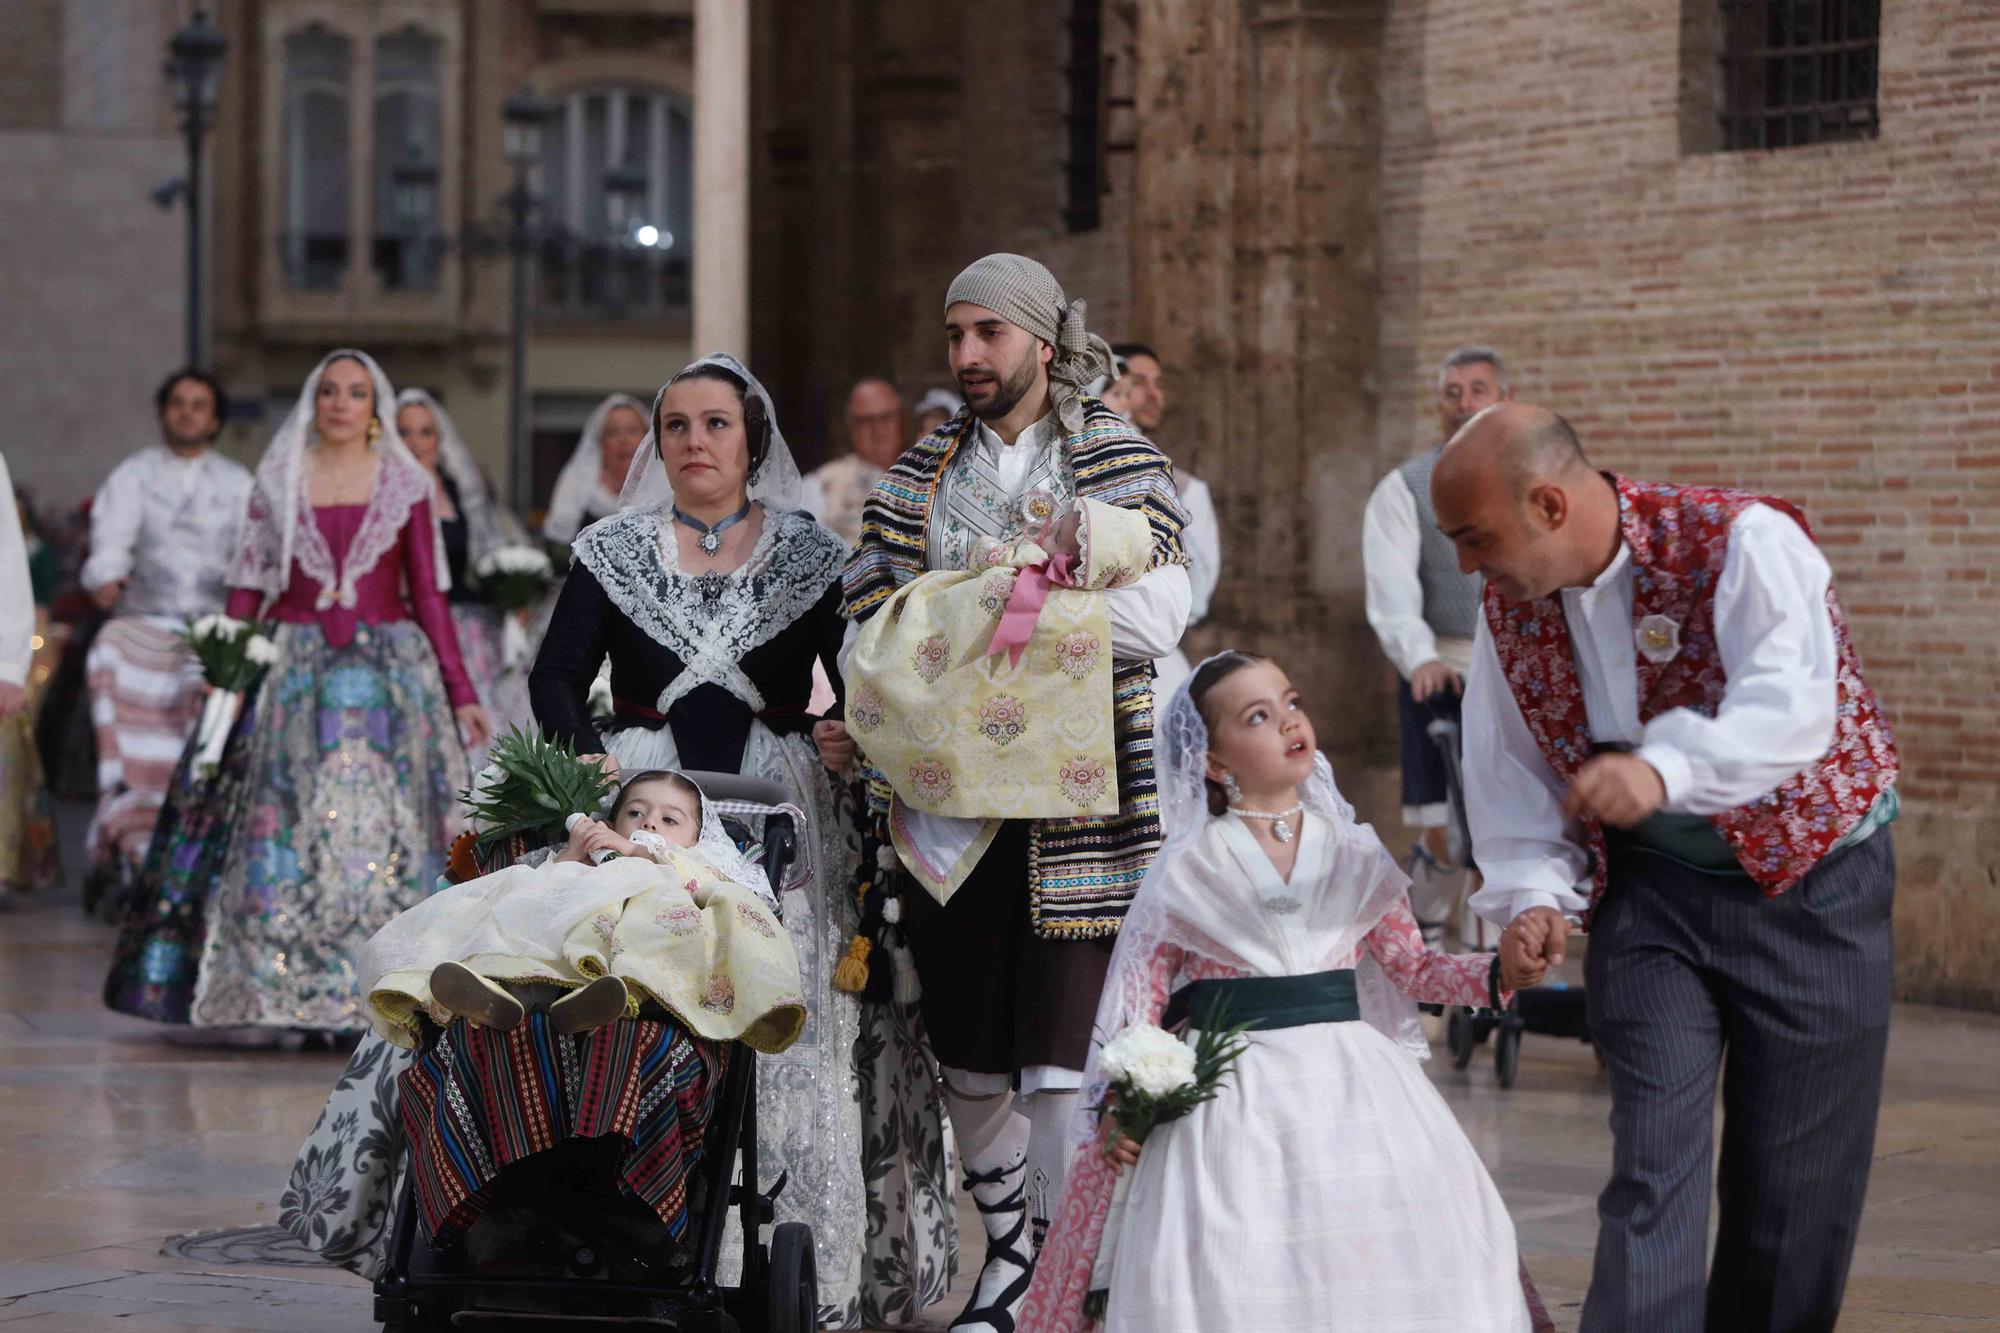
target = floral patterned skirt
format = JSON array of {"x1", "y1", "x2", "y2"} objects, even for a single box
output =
[
  {"x1": 449, "y1": 602, "x2": 534, "y2": 774},
  {"x1": 103, "y1": 621, "x2": 468, "y2": 1030}
]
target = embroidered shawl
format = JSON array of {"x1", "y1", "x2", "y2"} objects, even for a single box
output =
[{"x1": 842, "y1": 402, "x2": 1191, "y2": 938}]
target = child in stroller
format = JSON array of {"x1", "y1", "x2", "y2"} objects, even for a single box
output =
[{"x1": 365, "y1": 770, "x2": 820, "y2": 1333}]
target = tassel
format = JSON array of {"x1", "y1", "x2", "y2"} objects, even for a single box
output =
[
  {"x1": 891, "y1": 943, "x2": 922, "y2": 1005},
  {"x1": 832, "y1": 934, "x2": 873, "y2": 994}
]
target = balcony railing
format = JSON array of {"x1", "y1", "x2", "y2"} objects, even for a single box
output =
[{"x1": 536, "y1": 236, "x2": 689, "y2": 320}]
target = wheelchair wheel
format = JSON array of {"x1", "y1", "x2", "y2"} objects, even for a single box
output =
[
  {"x1": 766, "y1": 1221, "x2": 817, "y2": 1333},
  {"x1": 1446, "y1": 1006, "x2": 1476, "y2": 1069},
  {"x1": 1494, "y1": 1024, "x2": 1521, "y2": 1089}
]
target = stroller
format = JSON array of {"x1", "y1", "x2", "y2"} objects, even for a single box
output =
[
  {"x1": 372, "y1": 771, "x2": 818, "y2": 1333},
  {"x1": 1420, "y1": 716, "x2": 1595, "y2": 1090}
]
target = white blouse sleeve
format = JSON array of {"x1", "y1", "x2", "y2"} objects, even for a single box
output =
[
  {"x1": 1462, "y1": 617, "x2": 1593, "y2": 926},
  {"x1": 1361, "y1": 468, "x2": 1438, "y2": 680},
  {"x1": 1635, "y1": 504, "x2": 1839, "y2": 815},
  {"x1": 0, "y1": 453, "x2": 35, "y2": 686}
]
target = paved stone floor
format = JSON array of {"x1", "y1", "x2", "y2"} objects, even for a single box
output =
[{"x1": 2, "y1": 812, "x2": 1997, "y2": 1330}]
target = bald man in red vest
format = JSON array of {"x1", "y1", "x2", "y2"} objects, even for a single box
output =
[{"x1": 1434, "y1": 404, "x2": 1899, "y2": 1333}]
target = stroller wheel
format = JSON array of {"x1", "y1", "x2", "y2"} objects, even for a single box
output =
[
  {"x1": 1446, "y1": 1007, "x2": 1476, "y2": 1069},
  {"x1": 1494, "y1": 1024, "x2": 1522, "y2": 1090},
  {"x1": 766, "y1": 1221, "x2": 817, "y2": 1333}
]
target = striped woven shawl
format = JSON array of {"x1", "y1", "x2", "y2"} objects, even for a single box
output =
[{"x1": 841, "y1": 403, "x2": 1190, "y2": 938}]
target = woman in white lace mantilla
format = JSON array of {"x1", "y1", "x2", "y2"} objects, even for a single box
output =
[
  {"x1": 394, "y1": 389, "x2": 535, "y2": 772},
  {"x1": 540, "y1": 392, "x2": 650, "y2": 548},
  {"x1": 105, "y1": 350, "x2": 490, "y2": 1033},
  {"x1": 1018, "y1": 651, "x2": 1551, "y2": 1333},
  {"x1": 525, "y1": 353, "x2": 957, "y2": 1329}
]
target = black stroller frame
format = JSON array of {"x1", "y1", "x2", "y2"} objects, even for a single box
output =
[
  {"x1": 372, "y1": 771, "x2": 819, "y2": 1333},
  {"x1": 1422, "y1": 717, "x2": 1595, "y2": 1090}
]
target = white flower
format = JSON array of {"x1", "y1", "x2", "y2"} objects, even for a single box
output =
[
  {"x1": 477, "y1": 545, "x2": 553, "y2": 579},
  {"x1": 244, "y1": 635, "x2": 280, "y2": 666},
  {"x1": 1099, "y1": 1024, "x2": 1196, "y2": 1098},
  {"x1": 190, "y1": 613, "x2": 245, "y2": 642}
]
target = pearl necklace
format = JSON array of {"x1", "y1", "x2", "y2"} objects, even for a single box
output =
[{"x1": 1226, "y1": 801, "x2": 1304, "y2": 844}]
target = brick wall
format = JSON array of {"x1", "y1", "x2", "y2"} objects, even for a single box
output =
[{"x1": 1371, "y1": 0, "x2": 2000, "y2": 1006}]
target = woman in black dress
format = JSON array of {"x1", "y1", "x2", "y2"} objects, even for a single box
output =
[{"x1": 528, "y1": 353, "x2": 956, "y2": 1329}]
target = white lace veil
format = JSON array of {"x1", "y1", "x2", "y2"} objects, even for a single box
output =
[
  {"x1": 543, "y1": 392, "x2": 650, "y2": 545},
  {"x1": 1065, "y1": 654, "x2": 1428, "y2": 1153},
  {"x1": 229, "y1": 348, "x2": 451, "y2": 600},
  {"x1": 617, "y1": 352, "x2": 804, "y2": 515},
  {"x1": 394, "y1": 388, "x2": 523, "y2": 570}
]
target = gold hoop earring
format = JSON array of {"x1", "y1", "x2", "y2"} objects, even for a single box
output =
[{"x1": 367, "y1": 417, "x2": 382, "y2": 445}]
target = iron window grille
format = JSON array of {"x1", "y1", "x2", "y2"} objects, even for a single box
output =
[{"x1": 1717, "y1": 0, "x2": 1880, "y2": 151}]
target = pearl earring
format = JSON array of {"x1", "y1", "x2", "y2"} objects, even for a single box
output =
[{"x1": 1223, "y1": 771, "x2": 1243, "y2": 802}]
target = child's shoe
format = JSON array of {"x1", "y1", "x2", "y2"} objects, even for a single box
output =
[
  {"x1": 549, "y1": 975, "x2": 630, "y2": 1035},
  {"x1": 430, "y1": 962, "x2": 526, "y2": 1032}
]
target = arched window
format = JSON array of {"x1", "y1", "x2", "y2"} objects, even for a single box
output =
[
  {"x1": 372, "y1": 25, "x2": 442, "y2": 291},
  {"x1": 536, "y1": 86, "x2": 692, "y2": 318},
  {"x1": 282, "y1": 25, "x2": 352, "y2": 290}
]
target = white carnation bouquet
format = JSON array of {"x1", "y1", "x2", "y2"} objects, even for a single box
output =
[
  {"x1": 473, "y1": 544, "x2": 555, "y2": 668},
  {"x1": 1085, "y1": 1014, "x2": 1249, "y2": 1319},
  {"x1": 474, "y1": 544, "x2": 555, "y2": 612},
  {"x1": 183, "y1": 614, "x2": 280, "y2": 776}
]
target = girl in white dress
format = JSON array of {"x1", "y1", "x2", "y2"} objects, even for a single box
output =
[{"x1": 1019, "y1": 651, "x2": 1551, "y2": 1333}]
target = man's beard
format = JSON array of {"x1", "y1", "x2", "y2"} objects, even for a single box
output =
[
  {"x1": 961, "y1": 353, "x2": 1040, "y2": 422},
  {"x1": 162, "y1": 424, "x2": 214, "y2": 452}
]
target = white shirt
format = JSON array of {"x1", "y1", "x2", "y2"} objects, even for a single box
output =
[
  {"x1": 1177, "y1": 472, "x2": 1221, "y2": 627},
  {"x1": 80, "y1": 445, "x2": 253, "y2": 620},
  {"x1": 0, "y1": 452, "x2": 33, "y2": 686},
  {"x1": 1465, "y1": 504, "x2": 1839, "y2": 927},
  {"x1": 837, "y1": 416, "x2": 1192, "y2": 674},
  {"x1": 1362, "y1": 466, "x2": 1473, "y2": 678}
]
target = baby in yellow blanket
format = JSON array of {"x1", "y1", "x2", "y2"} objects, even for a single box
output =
[{"x1": 360, "y1": 770, "x2": 806, "y2": 1053}]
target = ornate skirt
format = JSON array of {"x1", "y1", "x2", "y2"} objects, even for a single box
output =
[
  {"x1": 449, "y1": 602, "x2": 534, "y2": 774},
  {"x1": 104, "y1": 621, "x2": 468, "y2": 1030},
  {"x1": 398, "y1": 1012, "x2": 725, "y2": 1243},
  {"x1": 0, "y1": 711, "x2": 60, "y2": 895}
]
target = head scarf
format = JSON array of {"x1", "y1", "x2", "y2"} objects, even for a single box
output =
[
  {"x1": 618, "y1": 352, "x2": 805, "y2": 515},
  {"x1": 229, "y1": 348, "x2": 450, "y2": 601},
  {"x1": 543, "y1": 393, "x2": 650, "y2": 545},
  {"x1": 944, "y1": 253, "x2": 1113, "y2": 433},
  {"x1": 394, "y1": 388, "x2": 523, "y2": 570}
]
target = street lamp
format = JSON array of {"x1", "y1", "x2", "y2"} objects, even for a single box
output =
[
  {"x1": 500, "y1": 86, "x2": 554, "y2": 510},
  {"x1": 165, "y1": 9, "x2": 227, "y2": 367}
]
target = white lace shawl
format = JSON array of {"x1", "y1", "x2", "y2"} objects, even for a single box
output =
[
  {"x1": 571, "y1": 505, "x2": 847, "y2": 715},
  {"x1": 1066, "y1": 658, "x2": 1427, "y2": 1154},
  {"x1": 229, "y1": 349, "x2": 450, "y2": 605}
]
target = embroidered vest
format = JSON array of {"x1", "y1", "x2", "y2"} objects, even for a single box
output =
[
  {"x1": 843, "y1": 403, "x2": 1191, "y2": 938},
  {"x1": 1483, "y1": 475, "x2": 1898, "y2": 920}
]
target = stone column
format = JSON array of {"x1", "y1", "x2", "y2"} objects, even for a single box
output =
[
  {"x1": 1132, "y1": 0, "x2": 1385, "y2": 754},
  {"x1": 694, "y1": 0, "x2": 751, "y2": 355}
]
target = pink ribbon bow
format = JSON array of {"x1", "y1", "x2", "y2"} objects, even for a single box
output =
[{"x1": 985, "y1": 552, "x2": 1081, "y2": 668}]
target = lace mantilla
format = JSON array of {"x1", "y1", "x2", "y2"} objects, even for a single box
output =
[{"x1": 574, "y1": 506, "x2": 845, "y2": 712}]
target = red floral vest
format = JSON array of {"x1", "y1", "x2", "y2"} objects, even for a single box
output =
[{"x1": 1483, "y1": 475, "x2": 1898, "y2": 918}]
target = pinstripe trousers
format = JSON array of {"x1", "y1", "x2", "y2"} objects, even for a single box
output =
[{"x1": 1580, "y1": 831, "x2": 1895, "y2": 1333}]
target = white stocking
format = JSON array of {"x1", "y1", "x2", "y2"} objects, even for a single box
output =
[
  {"x1": 1021, "y1": 1088, "x2": 1078, "y2": 1253},
  {"x1": 942, "y1": 1074, "x2": 1034, "y2": 1332}
]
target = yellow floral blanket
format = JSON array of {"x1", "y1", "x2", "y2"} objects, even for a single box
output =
[
  {"x1": 846, "y1": 499, "x2": 1154, "y2": 894},
  {"x1": 366, "y1": 847, "x2": 806, "y2": 1054}
]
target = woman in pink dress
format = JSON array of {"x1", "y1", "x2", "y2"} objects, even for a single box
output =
[{"x1": 106, "y1": 350, "x2": 490, "y2": 1033}]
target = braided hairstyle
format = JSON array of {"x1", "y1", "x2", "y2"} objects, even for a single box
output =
[
  {"x1": 661, "y1": 362, "x2": 772, "y2": 482},
  {"x1": 1186, "y1": 649, "x2": 1267, "y2": 816}
]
